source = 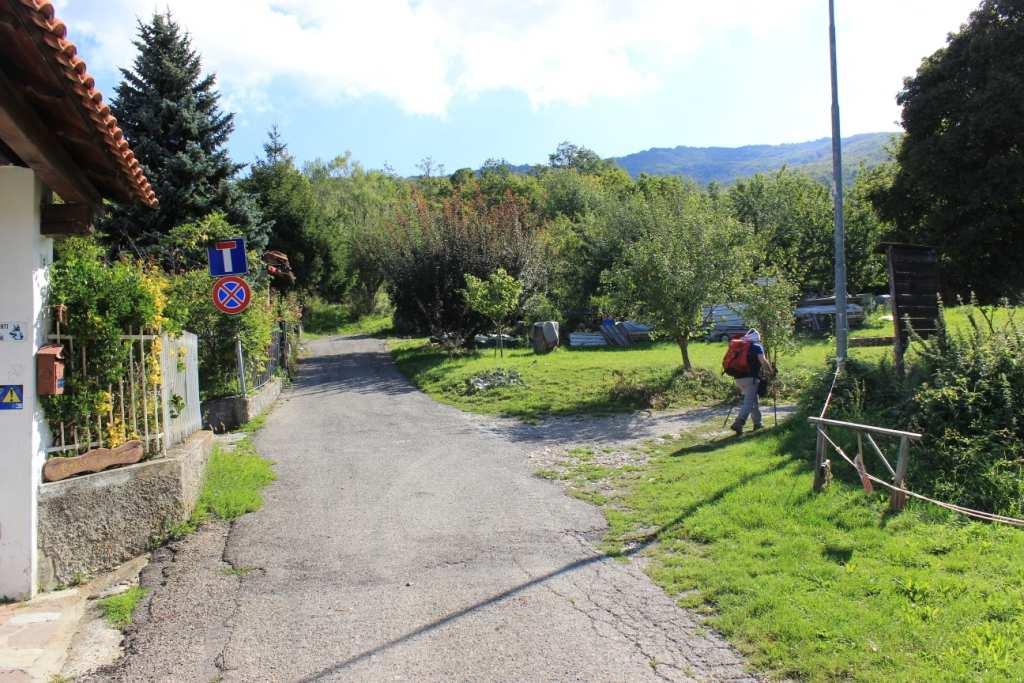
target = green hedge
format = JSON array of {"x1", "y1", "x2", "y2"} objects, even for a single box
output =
[{"x1": 803, "y1": 303, "x2": 1024, "y2": 516}]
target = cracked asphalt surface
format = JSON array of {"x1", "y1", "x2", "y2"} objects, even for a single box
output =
[{"x1": 89, "y1": 335, "x2": 759, "y2": 682}]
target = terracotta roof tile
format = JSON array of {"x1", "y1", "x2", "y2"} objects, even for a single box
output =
[{"x1": 15, "y1": 0, "x2": 157, "y2": 206}]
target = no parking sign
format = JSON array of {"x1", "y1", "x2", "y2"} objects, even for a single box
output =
[{"x1": 212, "y1": 275, "x2": 252, "y2": 315}]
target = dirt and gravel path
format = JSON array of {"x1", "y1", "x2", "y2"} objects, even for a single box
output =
[{"x1": 87, "y1": 335, "x2": 762, "y2": 682}]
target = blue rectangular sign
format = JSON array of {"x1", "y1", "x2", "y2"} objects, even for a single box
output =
[
  {"x1": 207, "y1": 237, "x2": 248, "y2": 277},
  {"x1": 0, "y1": 384, "x2": 23, "y2": 410}
]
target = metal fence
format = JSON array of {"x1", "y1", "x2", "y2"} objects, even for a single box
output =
[
  {"x1": 248, "y1": 327, "x2": 283, "y2": 392},
  {"x1": 46, "y1": 331, "x2": 202, "y2": 458},
  {"x1": 239, "y1": 322, "x2": 297, "y2": 395},
  {"x1": 160, "y1": 332, "x2": 203, "y2": 448}
]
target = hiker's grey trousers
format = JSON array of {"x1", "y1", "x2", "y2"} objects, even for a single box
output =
[{"x1": 735, "y1": 377, "x2": 762, "y2": 428}]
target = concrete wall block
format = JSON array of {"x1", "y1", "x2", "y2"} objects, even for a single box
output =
[
  {"x1": 36, "y1": 430, "x2": 213, "y2": 588},
  {"x1": 201, "y1": 378, "x2": 281, "y2": 432},
  {"x1": 244, "y1": 378, "x2": 282, "y2": 423}
]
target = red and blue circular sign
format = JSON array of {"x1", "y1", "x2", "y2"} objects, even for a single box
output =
[{"x1": 212, "y1": 275, "x2": 252, "y2": 315}]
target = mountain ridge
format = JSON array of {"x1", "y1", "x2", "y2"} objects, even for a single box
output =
[
  {"x1": 490, "y1": 132, "x2": 898, "y2": 185},
  {"x1": 610, "y1": 132, "x2": 897, "y2": 184}
]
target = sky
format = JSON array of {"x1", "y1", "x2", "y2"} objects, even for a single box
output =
[{"x1": 55, "y1": 1, "x2": 981, "y2": 176}]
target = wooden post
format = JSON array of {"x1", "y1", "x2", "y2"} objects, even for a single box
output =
[
  {"x1": 889, "y1": 436, "x2": 910, "y2": 511},
  {"x1": 885, "y1": 245, "x2": 905, "y2": 375},
  {"x1": 855, "y1": 432, "x2": 873, "y2": 493},
  {"x1": 813, "y1": 427, "x2": 831, "y2": 492}
]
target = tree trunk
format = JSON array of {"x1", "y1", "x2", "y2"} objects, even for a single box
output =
[
  {"x1": 497, "y1": 324, "x2": 504, "y2": 358},
  {"x1": 676, "y1": 336, "x2": 692, "y2": 371}
]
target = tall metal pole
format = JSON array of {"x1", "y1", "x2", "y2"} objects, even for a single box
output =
[{"x1": 829, "y1": 0, "x2": 848, "y2": 362}]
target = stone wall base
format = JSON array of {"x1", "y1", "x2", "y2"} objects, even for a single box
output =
[
  {"x1": 201, "y1": 377, "x2": 282, "y2": 432},
  {"x1": 36, "y1": 430, "x2": 214, "y2": 589}
]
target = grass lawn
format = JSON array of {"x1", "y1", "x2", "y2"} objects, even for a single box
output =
[
  {"x1": 549, "y1": 420, "x2": 1024, "y2": 681},
  {"x1": 382, "y1": 303, "x2": 1021, "y2": 421},
  {"x1": 389, "y1": 337, "x2": 888, "y2": 420},
  {"x1": 302, "y1": 311, "x2": 394, "y2": 340}
]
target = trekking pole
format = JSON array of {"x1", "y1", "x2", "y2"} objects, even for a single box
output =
[
  {"x1": 722, "y1": 380, "x2": 740, "y2": 428},
  {"x1": 773, "y1": 376, "x2": 779, "y2": 426}
]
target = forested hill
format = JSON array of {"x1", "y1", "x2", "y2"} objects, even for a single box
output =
[{"x1": 610, "y1": 132, "x2": 896, "y2": 184}]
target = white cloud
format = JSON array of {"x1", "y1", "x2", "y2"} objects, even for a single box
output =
[
  {"x1": 60, "y1": 0, "x2": 822, "y2": 116},
  {"x1": 59, "y1": 0, "x2": 977, "y2": 122}
]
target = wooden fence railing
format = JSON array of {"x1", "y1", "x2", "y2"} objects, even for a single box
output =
[{"x1": 809, "y1": 416, "x2": 923, "y2": 511}]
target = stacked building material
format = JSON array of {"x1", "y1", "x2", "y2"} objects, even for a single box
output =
[
  {"x1": 568, "y1": 332, "x2": 607, "y2": 347},
  {"x1": 600, "y1": 319, "x2": 632, "y2": 347},
  {"x1": 619, "y1": 320, "x2": 652, "y2": 342}
]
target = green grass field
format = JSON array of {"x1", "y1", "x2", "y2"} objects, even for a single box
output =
[
  {"x1": 379, "y1": 304, "x2": 1020, "y2": 420},
  {"x1": 388, "y1": 336, "x2": 887, "y2": 420},
  {"x1": 550, "y1": 420, "x2": 1024, "y2": 681}
]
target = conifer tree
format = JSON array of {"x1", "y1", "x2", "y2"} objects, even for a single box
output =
[
  {"x1": 101, "y1": 12, "x2": 266, "y2": 253},
  {"x1": 244, "y1": 127, "x2": 347, "y2": 297}
]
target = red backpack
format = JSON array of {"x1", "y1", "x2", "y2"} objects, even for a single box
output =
[{"x1": 722, "y1": 338, "x2": 753, "y2": 378}]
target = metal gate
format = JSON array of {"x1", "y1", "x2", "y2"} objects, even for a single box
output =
[{"x1": 160, "y1": 332, "x2": 202, "y2": 448}]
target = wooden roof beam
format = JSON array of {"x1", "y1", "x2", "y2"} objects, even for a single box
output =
[
  {"x1": 0, "y1": 67, "x2": 101, "y2": 207},
  {"x1": 0, "y1": 136, "x2": 22, "y2": 165},
  {"x1": 41, "y1": 202, "x2": 94, "y2": 236}
]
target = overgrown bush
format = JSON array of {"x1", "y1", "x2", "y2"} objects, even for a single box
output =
[
  {"x1": 909, "y1": 303, "x2": 1024, "y2": 515},
  {"x1": 803, "y1": 302, "x2": 1024, "y2": 516},
  {"x1": 382, "y1": 192, "x2": 539, "y2": 343},
  {"x1": 302, "y1": 297, "x2": 350, "y2": 334},
  {"x1": 164, "y1": 270, "x2": 276, "y2": 400},
  {"x1": 44, "y1": 237, "x2": 169, "y2": 446},
  {"x1": 521, "y1": 292, "x2": 561, "y2": 327}
]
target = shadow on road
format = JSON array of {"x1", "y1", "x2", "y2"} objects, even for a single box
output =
[
  {"x1": 290, "y1": 349, "x2": 418, "y2": 399},
  {"x1": 296, "y1": 461, "x2": 778, "y2": 682},
  {"x1": 485, "y1": 405, "x2": 731, "y2": 446}
]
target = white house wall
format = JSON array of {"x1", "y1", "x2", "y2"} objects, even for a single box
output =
[{"x1": 0, "y1": 165, "x2": 51, "y2": 600}]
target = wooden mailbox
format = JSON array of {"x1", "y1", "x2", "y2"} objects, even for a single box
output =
[{"x1": 36, "y1": 343, "x2": 65, "y2": 395}]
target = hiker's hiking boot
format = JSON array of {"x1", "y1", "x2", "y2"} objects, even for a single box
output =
[
  {"x1": 752, "y1": 423, "x2": 763, "y2": 431},
  {"x1": 730, "y1": 420, "x2": 743, "y2": 436}
]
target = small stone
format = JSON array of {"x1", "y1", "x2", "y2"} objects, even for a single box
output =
[{"x1": 94, "y1": 584, "x2": 132, "y2": 600}]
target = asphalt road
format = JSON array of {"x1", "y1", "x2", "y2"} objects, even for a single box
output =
[{"x1": 93, "y1": 335, "x2": 758, "y2": 682}]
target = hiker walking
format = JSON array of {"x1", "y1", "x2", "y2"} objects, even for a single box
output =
[{"x1": 722, "y1": 328, "x2": 773, "y2": 435}]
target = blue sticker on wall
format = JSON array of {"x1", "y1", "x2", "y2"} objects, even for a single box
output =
[{"x1": 0, "y1": 385, "x2": 24, "y2": 410}]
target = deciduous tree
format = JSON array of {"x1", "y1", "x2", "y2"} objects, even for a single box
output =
[
  {"x1": 872, "y1": 0, "x2": 1024, "y2": 299},
  {"x1": 603, "y1": 192, "x2": 751, "y2": 370},
  {"x1": 463, "y1": 268, "x2": 523, "y2": 357},
  {"x1": 244, "y1": 128, "x2": 344, "y2": 297}
]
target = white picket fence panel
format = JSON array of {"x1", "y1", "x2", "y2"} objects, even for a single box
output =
[{"x1": 160, "y1": 332, "x2": 202, "y2": 448}]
